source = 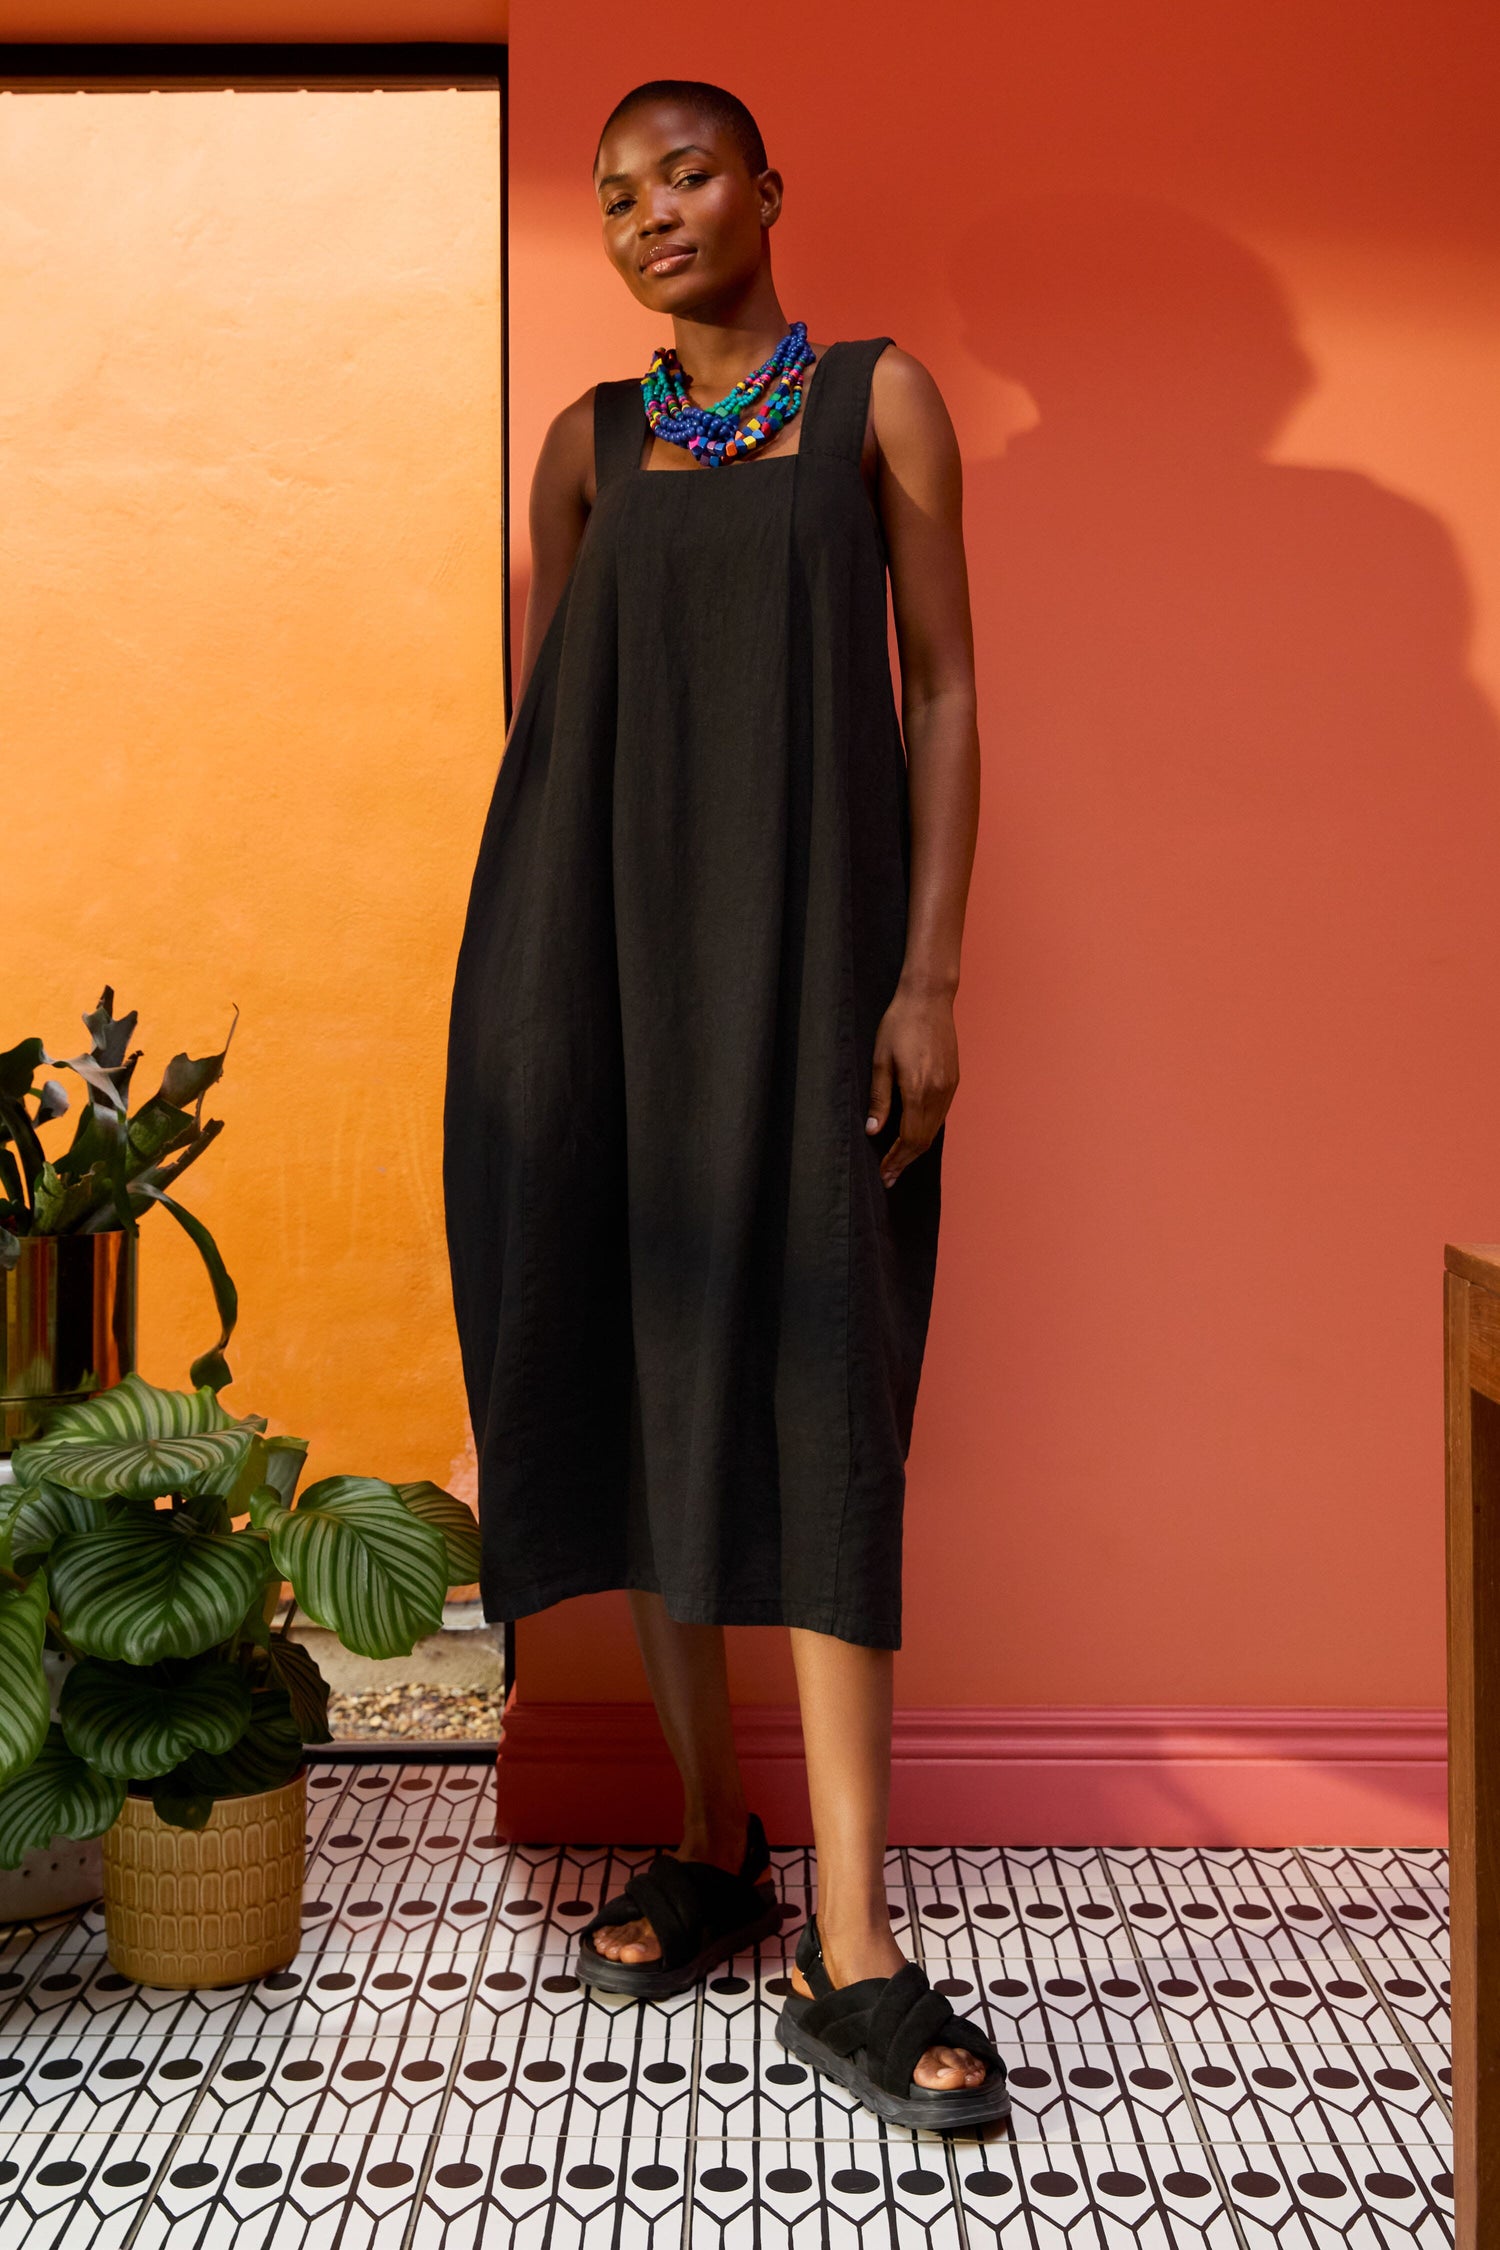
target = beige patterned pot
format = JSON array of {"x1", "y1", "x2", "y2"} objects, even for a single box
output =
[{"x1": 102, "y1": 1772, "x2": 306, "y2": 1988}]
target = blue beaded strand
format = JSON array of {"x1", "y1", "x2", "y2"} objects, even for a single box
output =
[{"x1": 641, "y1": 319, "x2": 816, "y2": 466}]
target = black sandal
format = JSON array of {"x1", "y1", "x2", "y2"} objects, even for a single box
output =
[
  {"x1": 575, "y1": 1813, "x2": 783, "y2": 1998},
  {"x1": 776, "y1": 1911, "x2": 1011, "y2": 2131}
]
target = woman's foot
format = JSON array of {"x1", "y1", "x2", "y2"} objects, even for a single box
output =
[
  {"x1": 789, "y1": 1925, "x2": 989, "y2": 2091},
  {"x1": 588, "y1": 1812, "x2": 751, "y2": 1966}
]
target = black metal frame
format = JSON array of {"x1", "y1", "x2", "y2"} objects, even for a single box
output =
[
  {"x1": 2, "y1": 35, "x2": 514, "y2": 1745},
  {"x1": 305, "y1": 1739, "x2": 497, "y2": 1767}
]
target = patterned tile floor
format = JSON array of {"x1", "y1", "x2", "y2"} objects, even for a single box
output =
[{"x1": 0, "y1": 1761, "x2": 1453, "y2": 2246}]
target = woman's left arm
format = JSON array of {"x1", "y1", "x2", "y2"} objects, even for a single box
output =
[{"x1": 866, "y1": 347, "x2": 980, "y2": 1188}]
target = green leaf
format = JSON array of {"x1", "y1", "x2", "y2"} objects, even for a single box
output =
[
  {"x1": 59, "y1": 1656, "x2": 252, "y2": 1779},
  {"x1": 0, "y1": 1574, "x2": 51, "y2": 1788},
  {"x1": 2, "y1": 1482, "x2": 109, "y2": 1573},
  {"x1": 123, "y1": 1095, "x2": 197, "y2": 1176},
  {"x1": 11, "y1": 1370, "x2": 260, "y2": 1499},
  {"x1": 0, "y1": 1725, "x2": 124, "y2": 1868},
  {"x1": 256, "y1": 1475, "x2": 447, "y2": 1660},
  {"x1": 50, "y1": 1515, "x2": 271, "y2": 1664},
  {"x1": 396, "y1": 1481, "x2": 482, "y2": 1586},
  {"x1": 31, "y1": 1157, "x2": 111, "y2": 1235},
  {"x1": 0, "y1": 1038, "x2": 46, "y2": 1104},
  {"x1": 159, "y1": 1033, "x2": 232, "y2": 1112},
  {"x1": 123, "y1": 1188, "x2": 239, "y2": 1396},
  {"x1": 260, "y1": 1436, "x2": 309, "y2": 1508},
  {"x1": 147, "y1": 1781, "x2": 216, "y2": 1832},
  {"x1": 135, "y1": 1116, "x2": 224, "y2": 1200},
  {"x1": 264, "y1": 1638, "x2": 332, "y2": 1746},
  {"x1": 0, "y1": 1088, "x2": 46, "y2": 1199},
  {"x1": 151, "y1": 1686, "x2": 303, "y2": 1829},
  {"x1": 82, "y1": 987, "x2": 138, "y2": 1075}
]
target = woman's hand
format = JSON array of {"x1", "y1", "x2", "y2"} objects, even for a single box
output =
[{"x1": 865, "y1": 983, "x2": 959, "y2": 1188}]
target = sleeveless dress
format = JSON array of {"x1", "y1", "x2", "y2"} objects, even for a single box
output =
[{"x1": 442, "y1": 337, "x2": 941, "y2": 1651}]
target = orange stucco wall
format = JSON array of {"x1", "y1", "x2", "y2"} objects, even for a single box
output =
[
  {"x1": 4, "y1": 80, "x2": 503, "y2": 1504},
  {"x1": 509, "y1": 0, "x2": 1500, "y2": 1714}
]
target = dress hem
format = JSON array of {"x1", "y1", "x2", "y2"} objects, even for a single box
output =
[{"x1": 480, "y1": 1565, "x2": 900, "y2": 1651}]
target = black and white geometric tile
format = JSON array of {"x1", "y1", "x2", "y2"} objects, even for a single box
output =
[{"x1": 0, "y1": 1764, "x2": 1453, "y2": 2244}]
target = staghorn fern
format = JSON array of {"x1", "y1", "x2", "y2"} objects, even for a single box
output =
[{"x1": 0, "y1": 987, "x2": 238, "y2": 1390}]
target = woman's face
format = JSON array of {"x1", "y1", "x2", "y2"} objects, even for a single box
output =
[{"x1": 594, "y1": 100, "x2": 780, "y2": 315}]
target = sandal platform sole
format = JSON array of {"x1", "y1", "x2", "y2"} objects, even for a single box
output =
[
  {"x1": 575, "y1": 1897, "x2": 784, "y2": 2001},
  {"x1": 775, "y1": 2006, "x2": 1012, "y2": 2132}
]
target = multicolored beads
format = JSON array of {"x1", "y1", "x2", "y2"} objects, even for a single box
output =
[{"x1": 641, "y1": 319, "x2": 816, "y2": 467}]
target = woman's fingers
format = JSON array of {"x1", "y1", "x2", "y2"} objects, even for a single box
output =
[
  {"x1": 866, "y1": 1045, "x2": 894, "y2": 1136},
  {"x1": 870, "y1": 991, "x2": 959, "y2": 1185},
  {"x1": 879, "y1": 1087, "x2": 941, "y2": 1187}
]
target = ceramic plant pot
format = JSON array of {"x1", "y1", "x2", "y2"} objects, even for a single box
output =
[
  {"x1": 102, "y1": 1772, "x2": 306, "y2": 1989},
  {"x1": 1, "y1": 1229, "x2": 137, "y2": 1454},
  {"x1": 0, "y1": 1837, "x2": 105, "y2": 1926}
]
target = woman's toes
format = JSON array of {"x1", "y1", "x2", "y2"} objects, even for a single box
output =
[
  {"x1": 615, "y1": 1919, "x2": 660, "y2": 1963},
  {"x1": 915, "y1": 2044, "x2": 986, "y2": 2089},
  {"x1": 590, "y1": 1917, "x2": 660, "y2": 1963}
]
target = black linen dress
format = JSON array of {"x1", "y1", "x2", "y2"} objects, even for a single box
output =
[{"x1": 442, "y1": 336, "x2": 941, "y2": 1650}]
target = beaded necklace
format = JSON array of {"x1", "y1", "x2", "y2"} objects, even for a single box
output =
[{"x1": 641, "y1": 319, "x2": 817, "y2": 467}]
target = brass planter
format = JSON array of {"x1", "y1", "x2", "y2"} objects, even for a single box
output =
[
  {"x1": 102, "y1": 1773, "x2": 306, "y2": 1989},
  {"x1": 1, "y1": 1230, "x2": 137, "y2": 1454}
]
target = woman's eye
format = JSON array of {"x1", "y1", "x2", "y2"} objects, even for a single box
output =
[
  {"x1": 605, "y1": 198, "x2": 632, "y2": 217},
  {"x1": 675, "y1": 172, "x2": 708, "y2": 189}
]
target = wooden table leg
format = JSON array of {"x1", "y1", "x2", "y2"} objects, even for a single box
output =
[{"x1": 1446, "y1": 1262, "x2": 1500, "y2": 2243}]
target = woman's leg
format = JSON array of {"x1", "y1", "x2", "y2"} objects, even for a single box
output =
[
  {"x1": 788, "y1": 1628, "x2": 986, "y2": 2090},
  {"x1": 588, "y1": 1591, "x2": 751, "y2": 1965}
]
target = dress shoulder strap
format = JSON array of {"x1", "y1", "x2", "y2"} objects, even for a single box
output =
[
  {"x1": 593, "y1": 376, "x2": 647, "y2": 491},
  {"x1": 797, "y1": 336, "x2": 895, "y2": 463}
]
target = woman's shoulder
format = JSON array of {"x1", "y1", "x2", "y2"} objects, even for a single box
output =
[{"x1": 866, "y1": 344, "x2": 953, "y2": 445}]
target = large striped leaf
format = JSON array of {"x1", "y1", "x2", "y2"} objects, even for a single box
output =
[
  {"x1": 263, "y1": 1638, "x2": 332, "y2": 1745},
  {"x1": 0, "y1": 1725, "x2": 125, "y2": 1869},
  {"x1": 151, "y1": 1687, "x2": 304, "y2": 1831},
  {"x1": 2, "y1": 1482, "x2": 108, "y2": 1574},
  {"x1": 59, "y1": 1657, "x2": 252, "y2": 1779},
  {"x1": 396, "y1": 1482, "x2": 482, "y2": 1586},
  {"x1": 50, "y1": 1516, "x2": 272, "y2": 1664},
  {"x1": 0, "y1": 1574, "x2": 51, "y2": 1788},
  {"x1": 251, "y1": 1477, "x2": 447, "y2": 1660},
  {"x1": 11, "y1": 1371, "x2": 264, "y2": 1500}
]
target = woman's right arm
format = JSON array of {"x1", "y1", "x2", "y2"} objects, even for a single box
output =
[{"x1": 511, "y1": 388, "x2": 597, "y2": 717}]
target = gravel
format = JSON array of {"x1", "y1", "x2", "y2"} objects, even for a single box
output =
[{"x1": 327, "y1": 1683, "x2": 501, "y2": 1743}]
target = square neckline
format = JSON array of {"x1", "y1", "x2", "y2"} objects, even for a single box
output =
[{"x1": 633, "y1": 340, "x2": 837, "y2": 476}]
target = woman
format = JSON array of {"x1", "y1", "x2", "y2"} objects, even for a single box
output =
[{"x1": 443, "y1": 77, "x2": 1005, "y2": 2129}]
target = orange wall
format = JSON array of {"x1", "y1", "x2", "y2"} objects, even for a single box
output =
[
  {"x1": 3, "y1": 83, "x2": 503, "y2": 1506},
  {"x1": 511, "y1": 0, "x2": 1500, "y2": 1712}
]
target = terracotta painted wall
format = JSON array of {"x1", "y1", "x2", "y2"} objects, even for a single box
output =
[
  {"x1": 508, "y1": 0, "x2": 1500, "y2": 1720},
  {"x1": 3, "y1": 80, "x2": 503, "y2": 1503},
  {"x1": 2, "y1": 5, "x2": 506, "y2": 39}
]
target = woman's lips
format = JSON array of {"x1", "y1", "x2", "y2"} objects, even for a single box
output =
[{"x1": 642, "y1": 246, "x2": 696, "y2": 278}]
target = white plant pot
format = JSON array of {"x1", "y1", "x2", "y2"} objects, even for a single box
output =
[
  {"x1": 0, "y1": 1838, "x2": 104, "y2": 1926},
  {"x1": 0, "y1": 1527, "x2": 106, "y2": 1924}
]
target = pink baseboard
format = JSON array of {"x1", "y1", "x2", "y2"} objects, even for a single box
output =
[{"x1": 492, "y1": 1699, "x2": 1448, "y2": 1847}]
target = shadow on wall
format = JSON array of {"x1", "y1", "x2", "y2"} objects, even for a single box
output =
[{"x1": 936, "y1": 195, "x2": 1500, "y2": 1583}]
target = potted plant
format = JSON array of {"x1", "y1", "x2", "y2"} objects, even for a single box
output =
[
  {"x1": 1, "y1": 988, "x2": 240, "y2": 1455},
  {"x1": 0, "y1": 1370, "x2": 480, "y2": 1988}
]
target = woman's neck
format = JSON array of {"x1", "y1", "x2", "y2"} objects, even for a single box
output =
[{"x1": 668, "y1": 279, "x2": 792, "y2": 402}]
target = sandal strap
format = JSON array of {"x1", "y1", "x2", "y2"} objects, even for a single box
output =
[
  {"x1": 581, "y1": 1848, "x2": 773, "y2": 1972},
  {"x1": 800, "y1": 1957, "x2": 1005, "y2": 2097},
  {"x1": 793, "y1": 1912, "x2": 834, "y2": 1997}
]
